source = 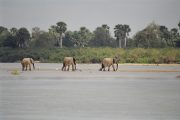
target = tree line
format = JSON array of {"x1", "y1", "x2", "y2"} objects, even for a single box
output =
[{"x1": 0, "y1": 21, "x2": 180, "y2": 49}]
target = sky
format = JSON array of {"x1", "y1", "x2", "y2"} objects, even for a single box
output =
[{"x1": 0, "y1": 0, "x2": 180, "y2": 37}]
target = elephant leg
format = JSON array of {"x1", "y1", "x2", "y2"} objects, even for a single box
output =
[
  {"x1": 108, "y1": 66, "x2": 110, "y2": 71},
  {"x1": 62, "y1": 64, "x2": 65, "y2": 71},
  {"x1": 22, "y1": 64, "x2": 24, "y2": 71},
  {"x1": 72, "y1": 64, "x2": 74, "y2": 71},
  {"x1": 103, "y1": 67, "x2": 106, "y2": 71},
  {"x1": 112, "y1": 64, "x2": 115, "y2": 71},
  {"x1": 25, "y1": 65, "x2": 28, "y2": 71},
  {"x1": 61, "y1": 66, "x2": 64, "y2": 71},
  {"x1": 67, "y1": 65, "x2": 70, "y2": 71},
  {"x1": 29, "y1": 64, "x2": 31, "y2": 71},
  {"x1": 99, "y1": 64, "x2": 104, "y2": 71}
]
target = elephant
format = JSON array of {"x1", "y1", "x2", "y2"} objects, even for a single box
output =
[
  {"x1": 21, "y1": 58, "x2": 35, "y2": 71},
  {"x1": 99, "y1": 56, "x2": 119, "y2": 71},
  {"x1": 62, "y1": 57, "x2": 76, "y2": 71}
]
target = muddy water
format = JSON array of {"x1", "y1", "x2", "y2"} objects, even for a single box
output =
[{"x1": 0, "y1": 63, "x2": 180, "y2": 120}]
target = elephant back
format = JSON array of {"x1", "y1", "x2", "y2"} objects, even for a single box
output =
[{"x1": 64, "y1": 57, "x2": 74, "y2": 64}]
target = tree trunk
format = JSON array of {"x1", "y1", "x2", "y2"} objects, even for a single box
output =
[
  {"x1": 170, "y1": 39, "x2": 174, "y2": 47},
  {"x1": 58, "y1": 34, "x2": 63, "y2": 48},
  {"x1": 124, "y1": 37, "x2": 127, "y2": 48},
  {"x1": 60, "y1": 36, "x2": 62, "y2": 48},
  {"x1": 119, "y1": 39, "x2": 121, "y2": 48}
]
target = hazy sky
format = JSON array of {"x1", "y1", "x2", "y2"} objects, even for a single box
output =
[{"x1": 0, "y1": 0, "x2": 180, "y2": 36}]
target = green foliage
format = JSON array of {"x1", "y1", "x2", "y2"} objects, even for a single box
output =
[
  {"x1": 134, "y1": 22, "x2": 180, "y2": 48},
  {"x1": 0, "y1": 47, "x2": 179, "y2": 64},
  {"x1": 17, "y1": 28, "x2": 30, "y2": 48},
  {"x1": 90, "y1": 25, "x2": 115, "y2": 47},
  {"x1": 73, "y1": 27, "x2": 93, "y2": 47}
]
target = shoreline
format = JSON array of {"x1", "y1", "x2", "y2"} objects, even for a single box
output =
[
  {"x1": 2, "y1": 62, "x2": 180, "y2": 66},
  {"x1": 1, "y1": 63, "x2": 180, "y2": 75}
]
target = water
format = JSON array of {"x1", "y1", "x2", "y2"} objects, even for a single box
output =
[{"x1": 0, "y1": 63, "x2": 180, "y2": 120}]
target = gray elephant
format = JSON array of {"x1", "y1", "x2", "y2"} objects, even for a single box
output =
[
  {"x1": 62, "y1": 57, "x2": 76, "y2": 71},
  {"x1": 21, "y1": 58, "x2": 35, "y2": 71},
  {"x1": 99, "y1": 56, "x2": 119, "y2": 71}
]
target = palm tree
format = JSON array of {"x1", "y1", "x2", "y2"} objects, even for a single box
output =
[
  {"x1": 114, "y1": 24, "x2": 124, "y2": 48},
  {"x1": 56, "y1": 22, "x2": 67, "y2": 48},
  {"x1": 102, "y1": 24, "x2": 110, "y2": 42},
  {"x1": 114, "y1": 24, "x2": 130, "y2": 48},
  {"x1": 124, "y1": 24, "x2": 131, "y2": 48}
]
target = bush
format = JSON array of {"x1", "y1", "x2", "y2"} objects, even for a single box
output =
[{"x1": 0, "y1": 47, "x2": 179, "y2": 64}]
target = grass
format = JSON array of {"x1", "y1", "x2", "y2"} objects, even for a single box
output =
[{"x1": 11, "y1": 69, "x2": 20, "y2": 75}]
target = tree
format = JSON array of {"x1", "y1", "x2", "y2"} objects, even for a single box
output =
[
  {"x1": 3, "y1": 35, "x2": 17, "y2": 48},
  {"x1": 56, "y1": 22, "x2": 67, "y2": 48},
  {"x1": 102, "y1": 24, "x2": 110, "y2": 42},
  {"x1": 91, "y1": 27, "x2": 107, "y2": 46},
  {"x1": 178, "y1": 20, "x2": 180, "y2": 30},
  {"x1": 134, "y1": 30, "x2": 147, "y2": 48},
  {"x1": 133, "y1": 22, "x2": 164, "y2": 48},
  {"x1": 0, "y1": 26, "x2": 8, "y2": 34},
  {"x1": 124, "y1": 24, "x2": 131, "y2": 48},
  {"x1": 16, "y1": 28, "x2": 30, "y2": 48},
  {"x1": 114, "y1": 24, "x2": 126, "y2": 48},
  {"x1": 114, "y1": 24, "x2": 131, "y2": 48},
  {"x1": 32, "y1": 27, "x2": 41, "y2": 40},
  {"x1": 63, "y1": 31, "x2": 74, "y2": 47},
  {"x1": 159, "y1": 26, "x2": 170, "y2": 47},
  {"x1": 72, "y1": 27, "x2": 93, "y2": 47},
  {"x1": 33, "y1": 32, "x2": 52, "y2": 48},
  {"x1": 90, "y1": 25, "x2": 115, "y2": 47},
  {"x1": 170, "y1": 28, "x2": 179, "y2": 47},
  {"x1": 0, "y1": 27, "x2": 19, "y2": 48},
  {"x1": 0, "y1": 26, "x2": 9, "y2": 47},
  {"x1": 79, "y1": 27, "x2": 92, "y2": 47},
  {"x1": 10, "y1": 28, "x2": 18, "y2": 36},
  {"x1": 48, "y1": 25, "x2": 59, "y2": 46}
]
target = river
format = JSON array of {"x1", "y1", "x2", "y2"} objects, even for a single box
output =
[{"x1": 0, "y1": 63, "x2": 180, "y2": 120}]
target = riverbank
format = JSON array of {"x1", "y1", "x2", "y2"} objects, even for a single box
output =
[{"x1": 0, "y1": 63, "x2": 180, "y2": 80}]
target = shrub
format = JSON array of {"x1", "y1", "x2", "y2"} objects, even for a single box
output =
[{"x1": 0, "y1": 47, "x2": 179, "y2": 64}]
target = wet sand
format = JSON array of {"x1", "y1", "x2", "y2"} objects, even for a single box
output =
[
  {"x1": 0, "y1": 63, "x2": 180, "y2": 120},
  {"x1": 1, "y1": 63, "x2": 180, "y2": 79}
]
